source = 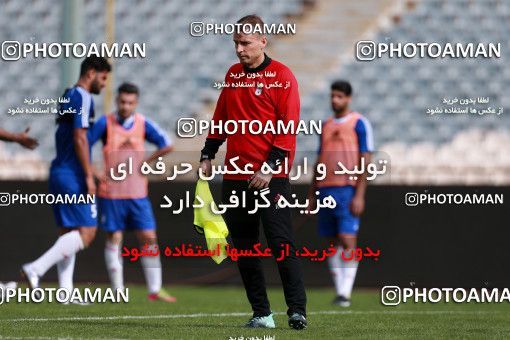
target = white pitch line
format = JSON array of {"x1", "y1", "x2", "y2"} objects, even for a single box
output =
[{"x1": 0, "y1": 310, "x2": 501, "y2": 323}]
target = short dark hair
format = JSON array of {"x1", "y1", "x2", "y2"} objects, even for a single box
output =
[
  {"x1": 331, "y1": 80, "x2": 352, "y2": 96},
  {"x1": 80, "y1": 57, "x2": 111, "y2": 76},
  {"x1": 117, "y1": 82, "x2": 139, "y2": 96},
  {"x1": 237, "y1": 14, "x2": 264, "y2": 30}
]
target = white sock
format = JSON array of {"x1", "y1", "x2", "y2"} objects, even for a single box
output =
[
  {"x1": 57, "y1": 254, "x2": 76, "y2": 291},
  {"x1": 29, "y1": 230, "x2": 84, "y2": 277},
  {"x1": 140, "y1": 244, "x2": 162, "y2": 294},
  {"x1": 328, "y1": 246, "x2": 343, "y2": 296},
  {"x1": 339, "y1": 248, "x2": 359, "y2": 298},
  {"x1": 104, "y1": 241, "x2": 124, "y2": 291}
]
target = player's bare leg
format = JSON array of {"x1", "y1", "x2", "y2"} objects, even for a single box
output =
[
  {"x1": 135, "y1": 229, "x2": 176, "y2": 302},
  {"x1": 104, "y1": 231, "x2": 124, "y2": 291}
]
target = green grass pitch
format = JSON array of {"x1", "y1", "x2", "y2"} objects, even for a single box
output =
[{"x1": 1, "y1": 285, "x2": 509, "y2": 339}]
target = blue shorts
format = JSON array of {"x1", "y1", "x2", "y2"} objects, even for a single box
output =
[
  {"x1": 317, "y1": 185, "x2": 359, "y2": 237},
  {"x1": 98, "y1": 197, "x2": 156, "y2": 232},
  {"x1": 49, "y1": 171, "x2": 96, "y2": 228}
]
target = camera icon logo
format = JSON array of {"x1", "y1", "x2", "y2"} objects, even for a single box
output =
[
  {"x1": 2, "y1": 41, "x2": 21, "y2": 61},
  {"x1": 190, "y1": 22, "x2": 205, "y2": 37},
  {"x1": 0, "y1": 193, "x2": 11, "y2": 206},
  {"x1": 381, "y1": 286, "x2": 401, "y2": 306},
  {"x1": 405, "y1": 192, "x2": 419, "y2": 206},
  {"x1": 356, "y1": 40, "x2": 376, "y2": 61},
  {"x1": 177, "y1": 118, "x2": 198, "y2": 138}
]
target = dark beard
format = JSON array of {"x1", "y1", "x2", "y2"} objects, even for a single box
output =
[
  {"x1": 90, "y1": 81, "x2": 101, "y2": 94},
  {"x1": 332, "y1": 105, "x2": 346, "y2": 114}
]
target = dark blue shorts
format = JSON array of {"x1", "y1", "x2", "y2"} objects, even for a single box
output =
[
  {"x1": 317, "y1": 185, "x2": 359, "y2": 237},
  {"x1": 49, "y1": 172, "x2": 96, "y2": 228},
  {"x1": 98, "y1": 197, "x2": 156, "y2": 232}
]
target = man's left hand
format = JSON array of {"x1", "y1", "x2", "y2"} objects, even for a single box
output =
[{"x1": 248, "y1": 170, "x2": 272, "y2": 189}]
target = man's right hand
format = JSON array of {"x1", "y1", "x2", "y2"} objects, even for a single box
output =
[
  {"x1": 199, "y1": 159, "x2": 212, "y2": 177},
  {"x1": 85, "y1": 174, "x2": 97, "y2": 195}
]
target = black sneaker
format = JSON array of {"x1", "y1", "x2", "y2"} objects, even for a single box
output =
[
  {"x1": 332, "y1": 295, "x2": 351, "y2": 307},
  {"x1": 288, "y1": 313, "x2": 307, "y2": 330}
]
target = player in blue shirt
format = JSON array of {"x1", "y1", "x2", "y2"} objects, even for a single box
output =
[
  {"x1": 88, "y1": 82, "x2": 176, "y2": 302},
  {"x1": 22, "y1": 57, "x2": 111, "y2": 295}
]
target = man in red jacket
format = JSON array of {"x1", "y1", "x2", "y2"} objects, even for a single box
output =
[{"x1": 199, "y1": 14, "x2": 307, "y2": 330}]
